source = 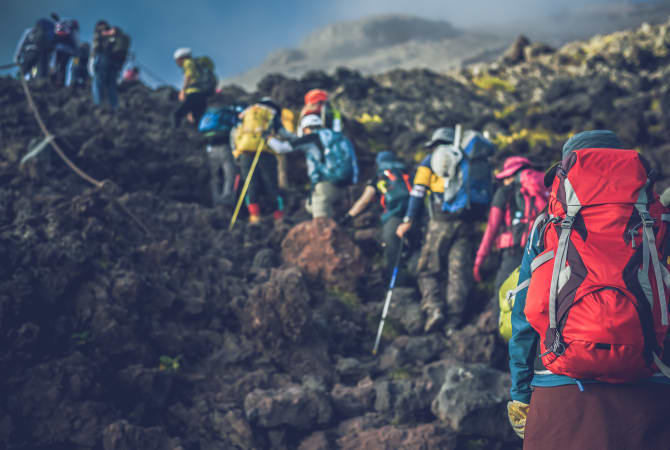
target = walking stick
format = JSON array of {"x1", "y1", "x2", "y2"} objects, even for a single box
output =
[
  {"x1": 372, "y1": 237, "x2": 405, "y2": 355},
  {"x1": 229, "y1": 139, "x2": 265, "y2": 231}
]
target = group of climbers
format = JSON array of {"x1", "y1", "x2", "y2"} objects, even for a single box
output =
[
  {"x1": 14, "y1": 14, "x2": 131, "y2": 109},
  {"x1": 13, "y1": 20, "x2": 670, "y2": 447}
]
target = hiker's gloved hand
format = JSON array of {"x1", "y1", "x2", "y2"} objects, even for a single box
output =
[
  {"x1": 507, "y1": 400, "x2": 529, "y2": 439},
  {"x1": 338, "y1": 213, "x2": 353, "y2": 227},
  {"x1": 473, "y1": 254, "x2": 485, "y2": 282}
]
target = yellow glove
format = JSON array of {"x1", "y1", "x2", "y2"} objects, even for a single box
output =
[{"x1": 507, "y1": 400, "x2": 530, "y2": 439}]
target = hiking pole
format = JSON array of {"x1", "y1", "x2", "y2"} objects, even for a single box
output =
[
  {"x1": 372, "y1": 237, "x2": 405, "y2": 355},
  {"x1": 229, "y1": 139, "x2": 265, "y2": 231},
  {"x1": 0, "y1": 63, "x2": 18, "y2": 70}
]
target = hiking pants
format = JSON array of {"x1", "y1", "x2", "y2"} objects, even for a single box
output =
[
  {"x1": 174, "y1": 92, "x2": 207, "y2": 127},
  {"x1": 494, "y1": 246, "x2": 524, "y2": 291},
  {"x1": 239, "y1": 152, "x2": 281, "y2": 212},
  {"x1": 306, "y1": 181, "x2": 344, "y2": 218},
  {"x1": 206, "y1": 143, "x2": 237, "y2": 206},
  {"x1": 92, "y1": 55, "x2": 119, "y2": 108},
  {"x1": 416, "y1": 219, "x2": 473, "y2": 326},
  {"x1": 54, "y1": 50, "x2": 71, "y2": 87}
]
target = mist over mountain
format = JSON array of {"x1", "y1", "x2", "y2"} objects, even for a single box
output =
[{"x1": 224, "y1": 1, "x2": 670, "y2": 90}]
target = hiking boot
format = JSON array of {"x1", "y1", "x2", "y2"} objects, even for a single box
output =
[
  {"x1": 424, "y1": 308, "x2": 444, "y2": 333},
  {"x1": 273, "y1": 210, "x2": 284, "y2": 222},
  {"x1": 247, "y1": 203, "x2": 261, "y2": 225}
]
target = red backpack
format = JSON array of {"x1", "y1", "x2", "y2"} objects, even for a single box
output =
[{"x1": 525, "y1": 148, "x2": 670, "y2": 382}]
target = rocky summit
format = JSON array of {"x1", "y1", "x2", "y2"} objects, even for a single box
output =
[{"x1": 2, "y1": 17, "x2": 670, "y2": 450}]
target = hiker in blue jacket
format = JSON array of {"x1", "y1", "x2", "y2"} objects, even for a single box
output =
[{"x1": 508, "y1": 130, "x2": 670, "y2": 449}]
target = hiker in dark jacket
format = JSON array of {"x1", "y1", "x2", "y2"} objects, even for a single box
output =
[
  {"x1": 14, "y1": 18, "x2": 55, "y2": 79},
  {"x1": 92, "y1": 20, "x2": 126, "y2": 108},
  {"x1": 344, "y1": 151, "x2": 415, "y2": 274},
  {"x1": 508, "y1": 130, "x2": 670, "y2": 449}
]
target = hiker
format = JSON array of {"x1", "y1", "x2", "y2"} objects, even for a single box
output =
[
  {"x1": 52, "y1": 18, "x2": 79, "y2": 86},
  {"x1": 232, "y1": 98, "x2": 292, "y2": 223},
  {"x1": 92, "y1": 21, "x2": 131, "y2": 108},
  {"x1": 473, "y1": 156, "x2": 549, "y2": 290},
  {"x1": 69, "y1": 42, "x2": 90, "y2": 88},
  {"x1": 173, "y1": 48, "x2": 216, "y2": 127},
  {"x1": 297, "y1": 89, "x2": 342, "y2": 137},
  {"x1": 270, "y1": 114, "x2": 358, "y2": 220},
  {"x1": 198, "y1": 102, "x2": 245, "y2": 207},
  {"x1": 396, "y1": 126, "x2": 494, "y2": 332},
  {"x1": 508, "y1": 130, "x2": 670, "y2": 448},
  {"x1": 14, "y1": 18, "x2": 55, "y2": 79},
  {"x1": 343, "y1": 150, "x2": 413, "y2": 273}
]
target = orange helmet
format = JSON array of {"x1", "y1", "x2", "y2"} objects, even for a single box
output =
[{"x1": 304, "y1": 89, "x2": 328, "y2": 105}]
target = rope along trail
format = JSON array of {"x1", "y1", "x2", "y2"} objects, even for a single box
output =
[{"x1": 18, "y1": 72, "x2": 155, "y2": 238}]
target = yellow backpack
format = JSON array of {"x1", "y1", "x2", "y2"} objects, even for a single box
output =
[
  {"x1": 233, "y1": 104, "x2": 276, "y2": 153},
  {"x1": 498, "y1": 266, "x2": 524, "y2": 342},
  {"x1": 281, "y1": 108, "x2": 296, "y2": 133}
]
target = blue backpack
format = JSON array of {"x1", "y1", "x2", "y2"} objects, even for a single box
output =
[
  {"x1": 442, "y1": 131, "x2": 494, "y2": 212},
  {"x1": 198, "y1": 105, "x2": 245, "y2": 138},
  {"x1": 316, "y1": 129, "x2": 358, "y2": 186}
]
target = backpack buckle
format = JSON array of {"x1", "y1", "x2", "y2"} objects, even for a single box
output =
[
  {"x1": 639, "y1": 211, "x2": 655, "y2": 227},
  {"x1": 560, "y1": 216, "x2": 574, "y2": 229}
]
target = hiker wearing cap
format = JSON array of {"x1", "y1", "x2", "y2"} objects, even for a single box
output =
[
  {"x1": 508, "y1": 130, "x2": 670, "y2": 448},
  {"x1": 232, "y1": 98, "x2": 293, "y2": 223},
  {"x1": 270, "y1": 114, "x2": 358, "y2": 220},
  {"x1": 297, "y1": 89, "x2": 342, "y2": 137},
  {"x1": 473, "y1": 156, "x2": 548, "y2": 289},
  {"x1": 396, "y1": 126, "x2": 494, "y2": 333},
  {"x1": 173, "y1": 48, "x2": 216, "y2": 127},
  {"x1": 92, "y1": 20, "x2": 130, "y2": 108},
  {"x1": 344, "y1": 151, "x2": 414, "y2": 274}
]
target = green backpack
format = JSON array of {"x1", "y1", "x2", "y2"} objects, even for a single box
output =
[
  {"x1": 110, "y1": 28, "x2": 131, "y2": 67},
  {"x1": 194, "y1": 56, "x2": 217, "y2": 96}
]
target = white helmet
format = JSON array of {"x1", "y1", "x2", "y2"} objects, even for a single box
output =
[
  {"x1": 299, "y1": 114, "x2": 323, "y2": 132},
  {"x1": 173, "y1": 47, "x2": 192, "y2": 60},
  {"x1": 430, "y1": 144, "x2": 463, "y2": 179}
]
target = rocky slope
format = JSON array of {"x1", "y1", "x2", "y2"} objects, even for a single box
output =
[
  {"x1": 225, "y1": 2, "x2": 670, "y2": 90},
  {"x1": 2, "y1": 16, "x2": 670, "y2": 450}
]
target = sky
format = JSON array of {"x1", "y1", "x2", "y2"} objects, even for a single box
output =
[{"x1": 0, "y1": 0, "x2": 657, "y2": 88}]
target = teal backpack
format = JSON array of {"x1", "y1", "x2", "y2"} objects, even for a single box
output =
[{"x1": 316, "y1": 129, "x2": 358, "y2": 186}]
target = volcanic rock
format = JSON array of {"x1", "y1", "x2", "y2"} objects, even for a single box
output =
[{"x1": 281, "y1": 218, "x2": 366, "y2": 290}]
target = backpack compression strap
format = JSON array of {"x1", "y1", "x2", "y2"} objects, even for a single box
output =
[{"x1": 635, "y1": 205, "x2": 668, "y2": 326}]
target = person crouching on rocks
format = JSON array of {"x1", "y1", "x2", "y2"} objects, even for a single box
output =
[
  {"x1": 342, "y1": 150, "x2": 415, "y2": 275},
  {"x1": 395, "y1": 127, "x2": 474, "y2": 333},
  {"x1": 269, "y1": 114, "x2": 358, "y2": 222}
]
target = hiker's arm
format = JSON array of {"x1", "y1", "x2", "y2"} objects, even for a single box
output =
[
  {"x1": 348, "y1": 185, "x2": 376, "y2": 217},
  {"x1": 268, "y1": 137, "x2": 293, "y2": 154},
  {"x1": 509, "y1": 220, "x2": 543, "y2": 404},
  {"x1": 397, "y1": 160, "x2": 431, "y2": 238},
  {"x1": 14, "y1": 29, "x2": 31, "y2": 63}
]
